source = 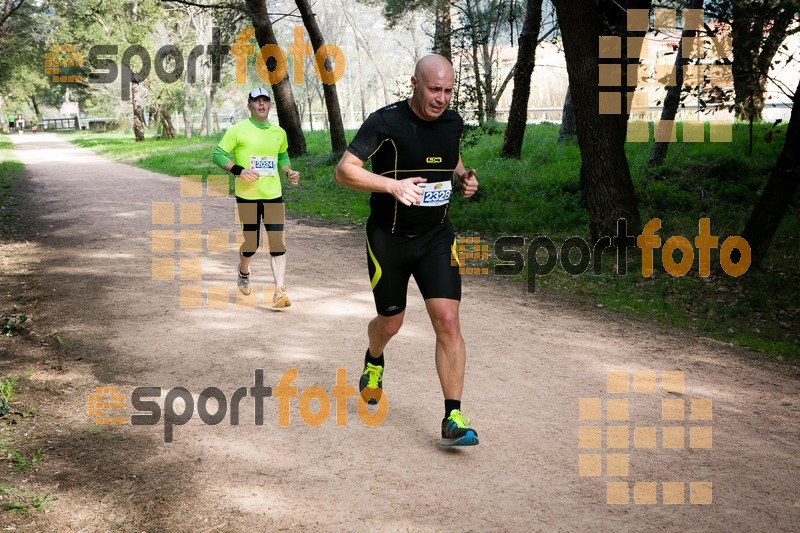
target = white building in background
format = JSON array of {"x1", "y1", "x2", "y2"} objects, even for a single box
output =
[
  {"x1": 493, "y1": 40, "x2": 569, "y2": 121},
  {"x1": 762, "y1": 31, "x2": 799, "y2": 122},
  {"x1": 468, "y1": 27, "x2": 796, "y2": 124}
]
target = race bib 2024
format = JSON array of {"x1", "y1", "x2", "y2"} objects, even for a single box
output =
[{"x1": 250, "y1": 156, "x2": 277, "y2": 177}]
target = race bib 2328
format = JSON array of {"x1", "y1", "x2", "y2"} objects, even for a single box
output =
[{"x1": 415, "y1": 181, "x2": 453, "y2": 207}]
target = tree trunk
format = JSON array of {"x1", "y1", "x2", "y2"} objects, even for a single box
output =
[
  {"x1": 482, "y1": 40, "x2": 496, "y2": 121},
  {"x1": 731, "y1": 0, "x2": 763, "y2": 121},
  {"x1": 131, "y1": 82, "x2": 145, "y2": 142},
  {"x1": 306, "y1": 89, "x2": 314, "y2": 131},
  {"x1": 466, "y1": 0, "x2": 484, "y2": 125},
  {"x1": 740, "y1": 77, "x2": 800, "y2": 269},
  {"x1": 552, "y1": 0, "x2": 641, "y2": 242},
  {"x1": 352, "y1": 25, "x2": 367, "y2": 121},
  {"x1": 649, "y1": 0, "x2": 703, "y2": 167},
  {"x1": 200, "y1": 15, "x2": 212, "y2": 137},
  {"x1": 199, "y1": 87, "x2": 210, "y2": 136},
  {"x1": 210, "y1": 83, "x2": 219, "y2": 134},
  {"x1": 501, "y1": 0, "x2": 543, "y2": 158},
  {"x1": 147, "y1": 105, "x2": 156, "y2": 129},
  {"x1": 199, "y1": 108, "x2": 207, "y2": 136},
  {"x1": 159, "y1": 107, "x2": 176, "y2": 139},
  {"x1": 313, "y1": 83, "x2": 329, "y2": 130},
  {"x1": 0, "y1": 0, "x2": 26, "y2": 40},
  {"x1": 648, "y1": 37, "x2": 686, "y2": 166},
  {"x1": 245, "y1": 0, "x2": 306, "y2": 157},
  {"x1": 30, "y1": 94, "x2": 40, "y2": 118},
  {"x1": 182, "y1": 78, "x2": 192, "y2": 138},
  {"x1": 358, "y1": 56, "x2": 366, "y2": 122},
  {"x1": 294, "y1": 0, "x2": 347, "y2": 153},
  {"x1": 434, "y1": 0, "x2": 452, "y2": 62},
  {"x1": 558, "y1": 86, "x2": 576, "y2": 142},
  {"x1": 494, "y1": 64, "x2": 517, "y2": 115},
  {"x1": 471, "y1": 40, "x2": 484, "y2": 125},
  {"x1": 730, "y1": 0, "x2": 797, "y2": 122}
]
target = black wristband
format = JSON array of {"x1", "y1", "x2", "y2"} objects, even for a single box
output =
[{"x1": 231, "y1": 164, "x2": 244, "y2": 176}]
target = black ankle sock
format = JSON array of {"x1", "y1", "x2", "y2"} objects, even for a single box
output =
[
  {"x1": 365, "y1": 348, "x2": 384, "y2": 368},
  {"x1": 445, "y1": 399, "x2": 461, "y2": 419}
]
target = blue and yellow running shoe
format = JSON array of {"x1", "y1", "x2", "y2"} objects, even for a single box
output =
[
  {"x1": 440, "y1": 409, "x2": 479, "y2": 446},
  {"x1": 359, "y1": 362, "x2": 383, "y2": 405}
]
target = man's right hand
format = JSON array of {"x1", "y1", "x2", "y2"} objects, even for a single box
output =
[
  {"x1": 391, "y1": 177, "x2": 426, "y2": 206},
  {"x1": 238, "y1": 169, "x2": 261, "y2": 182}
]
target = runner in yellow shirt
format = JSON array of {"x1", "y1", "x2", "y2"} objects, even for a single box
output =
[{"x1": 212, "y1": 87, "x2": 300, "y2": 308}]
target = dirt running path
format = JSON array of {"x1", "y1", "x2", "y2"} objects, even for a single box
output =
[{"x1": 3, "y1": 132, "x2": 799, "y2": 531}]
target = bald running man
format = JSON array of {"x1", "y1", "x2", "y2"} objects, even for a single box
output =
[{"x1": 334, "y1": 55, "x2": 480, "y2": 446}]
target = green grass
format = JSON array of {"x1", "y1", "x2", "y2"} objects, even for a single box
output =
[
  {"x1": 0, "y1": 135, "x2": 26, "y2": 236},
  {"x1": 2, "y1": 305, "x2": 28, "y2": 337},
  {"x1": 0, "y1": 485, "x2": 53, "y2": 515},
  {"x1": 5, "y1": 447, "x2": 43, "y2": 473},
  {"x1": 61, "y1": 129, "x2": 372, "y2": 222},
  {"x1": 59, "y1": 131, "x2": 223, "y2": 177},
  {"x1": 1, "y1": 375, "x2": 20, "y2": 406},
  {"x1": 0, "y1": 369, "x2": 48, "y2": 516},
  {"x1": 57, "y1": 122, "x2": 799, "y2": 358}
]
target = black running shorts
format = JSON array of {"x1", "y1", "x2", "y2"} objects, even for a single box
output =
[
  {"x1": 236, "y1": 196, "x2": 285, "y2": 257},
  {"x1": 366, "y1": 218, "x2": 461, "y2": 316}
]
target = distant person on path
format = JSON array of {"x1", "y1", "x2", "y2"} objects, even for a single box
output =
[
  {"x1": 15, "y1": 114, "x2": 24, "y2": 135},
  {"x1": 334, "y1": 54, "x2": 480, "y2": 447},
  {"x1": 212, "y1": 87, "x2": 300, "y2": 308},
  {"x1": 7, "y1": 113, "x2": 13, "y2": 134},
  {"x1": 30, "y1": 117, "x2": 38, "y2": 134}
]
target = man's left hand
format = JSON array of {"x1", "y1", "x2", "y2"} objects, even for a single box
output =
[
  {"x1": 286, "y1": 169, "x2": 300, "y2": 185},
  {"x1": 459, "y1": 169, "x2": 478, "y2": 198}
]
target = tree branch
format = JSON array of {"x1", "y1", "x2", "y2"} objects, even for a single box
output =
[
  {"x1": 270, "y1": 7, "x2": 302, "y2": 24},
  {"x1": 766, "y1": 71, "x2": 798, "y2": 101},
  {"x1": 0, "y1": 0, "x2": 26, "y2": 35},
  {"x1": 160, "y1": 0, "x2": 244, "y2": 11},
  {"x1": 494, "y1": 63, "x2": 515, "y2": 100},
  {"x1": 160, "y1": 0, "x2": 300, "y2": 19},
  {"x1": 491, "y1": 23, "x2": 556, "y2": 101}
]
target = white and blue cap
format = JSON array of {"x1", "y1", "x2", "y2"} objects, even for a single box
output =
[{"x1": 248, "y1": 87, "x2": 271, "y2": 101}]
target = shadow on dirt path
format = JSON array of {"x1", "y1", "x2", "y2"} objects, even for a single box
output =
[{"x1": 2, "y1": 132, "x2": 798, "y2": 531}]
